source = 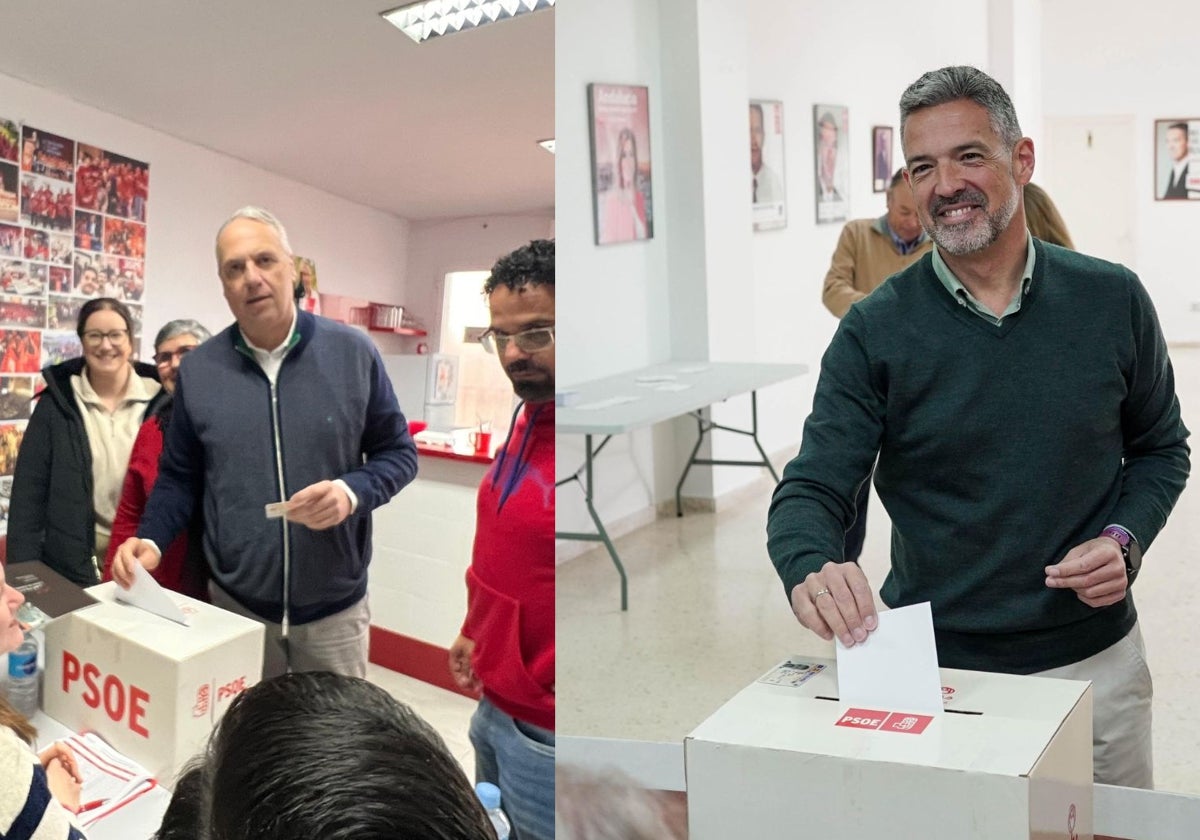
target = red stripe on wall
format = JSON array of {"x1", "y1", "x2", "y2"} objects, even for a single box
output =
[{"x1": 368, "y1": 624, "x2": 479, "y2": 699}]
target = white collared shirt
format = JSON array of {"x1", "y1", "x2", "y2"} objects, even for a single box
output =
[
  {"x1": 239, "y1": 308, "x2": 299, "y2": 386},
  {"x1": 237, "y1": 308, "x2": 358, "y2": 513}
]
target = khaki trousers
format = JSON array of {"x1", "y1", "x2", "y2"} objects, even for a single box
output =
[
  {"x1": 208, "y1": 581, "x2": 370, "y2": 680},
  {"x1": 1034, "y1": 621, "x2": 1153, "y2": 789}
]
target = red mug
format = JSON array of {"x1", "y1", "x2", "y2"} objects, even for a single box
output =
[{"x1": 469, "y1": 431, "x2": 492, "y2": 454}]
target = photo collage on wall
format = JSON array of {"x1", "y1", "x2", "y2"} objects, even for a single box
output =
[{"x1": 0, "y1": 115, "x2": 150, "y2": 532}]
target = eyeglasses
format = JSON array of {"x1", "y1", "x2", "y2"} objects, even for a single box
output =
[
  {"x1": 154, "y1": 345, "x2": 197, "y2": 366},
  {"x1": 479, "y1": 326, "x2": 554, "y2": 355},
  {"x1": 81, "y1": 329, "x2": 129, "y2": 347}
]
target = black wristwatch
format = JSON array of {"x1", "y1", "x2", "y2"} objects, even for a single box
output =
[{"x1": 1101, "y1": 525, "x2": 1142, "y2": 583}]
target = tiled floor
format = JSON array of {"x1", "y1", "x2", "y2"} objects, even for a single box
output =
[
  {"x1": 366, "y1": 663, "x2": 477, "y2": 777},
  {"x1": 558, "y1": 346, "x2": 1200, "y2": 796}
]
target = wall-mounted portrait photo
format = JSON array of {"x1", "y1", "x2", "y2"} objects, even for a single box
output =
[
  {"x1": 813, "y1": 104, "x2": 849, "y2": 224},
  {"x1": 588, "y1": 83, "x2": 654, "y2": 245},
  {"x1": 872, "y1": 126, "x2": 893, "y2": 193},
  {"x1": 1155, "y1": 119, "x2": 1198, "y2": 200},
  {"x1": 750, "y1": 100, "x2": 787, "y2": 231}
]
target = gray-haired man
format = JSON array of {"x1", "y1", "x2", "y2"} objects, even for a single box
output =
[
  {"x1": 769, "y1": 67, "x2": 1189, "y2": 788},
  {"x1": 114, "y1": 207, "x2": 418, "y2": 678}
]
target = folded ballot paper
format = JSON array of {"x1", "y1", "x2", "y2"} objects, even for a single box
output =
[
  {"x1": 114, "y1": 562, "x2": 190, "y2": 626},
  {"x1": 60, "y1": 731, "x2": 163, "y2": 830},
  {"x1": 834, "y1": 601, "x2": 943, "y2": 716}
]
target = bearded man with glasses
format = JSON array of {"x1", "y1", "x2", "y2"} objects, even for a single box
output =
[{"x1": 449, "y1": 239, "x2": 555, "y2": 840}]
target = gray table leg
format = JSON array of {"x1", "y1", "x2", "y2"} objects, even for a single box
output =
[
  {"x1": 555, "y1": 433, "x2": 628, "y2": 610},
  {"x1": 674, "y1": 390, "x2": 780, "y2": 518},
  {"x1": 675, "y1": 412, "x2": 707, "y2": 517},
  {"x1": 749, "y1": 391, "x2": 780, "y2": 483}
]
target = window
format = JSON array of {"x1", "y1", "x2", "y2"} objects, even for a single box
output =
[{"x1": 440, "y1": 271, "x2": 517, "y2": 441}]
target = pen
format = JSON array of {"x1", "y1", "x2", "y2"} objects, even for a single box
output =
[{"x1": 76, "y1": 799, "x2": 107, "y2": 814}]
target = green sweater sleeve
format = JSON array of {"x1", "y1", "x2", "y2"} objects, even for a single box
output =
[
  {"x1": 767, "y1": 307, "x2": 882, "y2": 599},
  {"x1": 1106, "y1": 269, "x2": 1191, "y2": 549}
]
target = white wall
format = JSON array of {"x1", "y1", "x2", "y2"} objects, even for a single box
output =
[
  {"x1": 556, "y1": 0, "x2": 992, "y2": 557},
  {"x1": 371, "y1": 458, "x2": 487, "y2": 648},
  {"x1": 405, "y1": 212, "x2": 555, "y2": 352},
  {"x1": 556, "y1": 0, "x2": 671, "y2": 386},
  {"x1": 0, "y1": 71, "x2": 411, "y2": 355},
  {"x1": 1041, "y1": 0, "x2": 1200, "y2": 342},
  {"x1": 556, "y1": 0, "x2": 671, "y2": 550},
  {"x1": 988, "y1": 0, "x2": 1044, "y2": 148}
]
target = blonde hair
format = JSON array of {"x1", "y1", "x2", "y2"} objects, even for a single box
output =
[
  {"x1": 0, "y1": 694, "x2": 36, "y2": 745},
  {"x1": 1024, "y1": 183, "x2": 1074, "y2": 249}
]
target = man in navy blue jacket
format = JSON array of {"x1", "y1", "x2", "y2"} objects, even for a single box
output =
[{"x1": 113, "y1": 206, "x2": 417, "y2": 678}]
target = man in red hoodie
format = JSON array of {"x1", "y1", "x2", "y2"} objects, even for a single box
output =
[{"x1": 450, "y1": 239, "x2": 554, "y2": 840}]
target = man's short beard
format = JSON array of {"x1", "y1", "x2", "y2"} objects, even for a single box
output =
[
  {"x1": 513, "y1": 379, "x2": 553, "y2": 402},
  {"x1": 507, "y1": 362, "x2": 554, "y2": 403},
  {"x1": 929, "y1": 184, "x2": 1019, "y2": 256}
]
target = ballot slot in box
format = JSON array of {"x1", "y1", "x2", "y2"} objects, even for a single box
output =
[
  {"x1": 42, "y1": 582, "x2": 264, "y2": 783},
  {"x1": 685, "y1": 657, "x2": 1093, "y2": 840}
]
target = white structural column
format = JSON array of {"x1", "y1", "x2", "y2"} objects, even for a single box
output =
[
  {"x1": 988, "y1": 0, "x2": 1044, "y2": 153},
  {"x1": 658, "y1": 0, "x2": 764, "y2": 503}
]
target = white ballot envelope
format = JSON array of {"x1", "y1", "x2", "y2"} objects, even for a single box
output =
[
  {"x1": 114, "y1": 563, "x2": 191, "y2": 626},
  {"x1": 835, "y1": 601, "x2": 942, "y2": 715}
]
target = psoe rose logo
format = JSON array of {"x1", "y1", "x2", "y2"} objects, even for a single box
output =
[{"x1": 193, "y1": 683, "x2": 210, "y2": 718}]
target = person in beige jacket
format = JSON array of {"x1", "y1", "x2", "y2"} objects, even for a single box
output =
[
  {"x1": 819, "y1": 169, "x2": 931, "y2": 562},
  {"x1": 822, "y1": 169, "x2": 932, "y2": 319}
]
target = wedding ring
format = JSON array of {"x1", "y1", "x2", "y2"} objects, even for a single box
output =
[{"x1": 813, "y1": 588, "x2": 831, "y2": 600}]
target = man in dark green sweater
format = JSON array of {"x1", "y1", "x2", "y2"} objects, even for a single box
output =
[{"x1": 767, "y1": 66, "x2": 1189, "y2": 789}]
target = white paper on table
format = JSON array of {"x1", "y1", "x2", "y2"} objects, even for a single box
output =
[
  {"x1": 835, "y1": 601, "x2": 942, "y2": 715},
  {"x1": 575, "y1": 396, "x2": 639, "y2": 411},
  {"x1": 114, "y1": 562, "x2": 191, "y2": 626}
]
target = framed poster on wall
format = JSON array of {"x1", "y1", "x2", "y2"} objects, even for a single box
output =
[
  {"x1": 426, "y1": 353, "x2": 459, "y2": 406},
  {"x1": 872, "y1": 126, "x2": 893, "y2": 193},
  {"x1": 814, "y1": 104, "x2": 849, "y2": 224},
  {"x1": 1154, "y1": 119, "x2": 1199, "y2": 200},
  {"x1": 751, "y1": 100, "x2": 787, "y2": 231},
  {"x1": 588, "y1": 83, "x2": 654, "y2": 245}
]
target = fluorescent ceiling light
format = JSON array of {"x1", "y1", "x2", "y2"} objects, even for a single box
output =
[
  {"x1": 381, "y1": 0, "x2": 555, "y2": 44},
  {"x1": 538, "y1": 138, "x2": 555, "y2": 154}
]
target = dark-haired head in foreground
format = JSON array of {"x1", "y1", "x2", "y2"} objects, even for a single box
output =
[{"x1": 155, "y1": 671, "x2": 495, "y2": 840}]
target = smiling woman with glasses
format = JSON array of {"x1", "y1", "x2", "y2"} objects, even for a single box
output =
[
  {"x1": 8, "y1": 297, "x2": 166, "y2": 586},
  {"x1": 104, "y1": 319, "x2": 212, "y2": 600}
]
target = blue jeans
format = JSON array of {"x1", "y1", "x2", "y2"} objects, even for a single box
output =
[{"x1": 469, "y1": 696, "x2": 555, "y2": 840}]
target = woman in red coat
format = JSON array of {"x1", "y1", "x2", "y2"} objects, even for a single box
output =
[{"x1": 104, "y1": 319, "x2": 211, "y2": 599}]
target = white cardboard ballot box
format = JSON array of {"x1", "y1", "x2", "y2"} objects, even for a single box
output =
[
  {"x1": 685, "y1": 657, "x2": 1093, "y2": 840},
  {"x1": 42, "y1": 582, "x2": 264, "y2": 782}
]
